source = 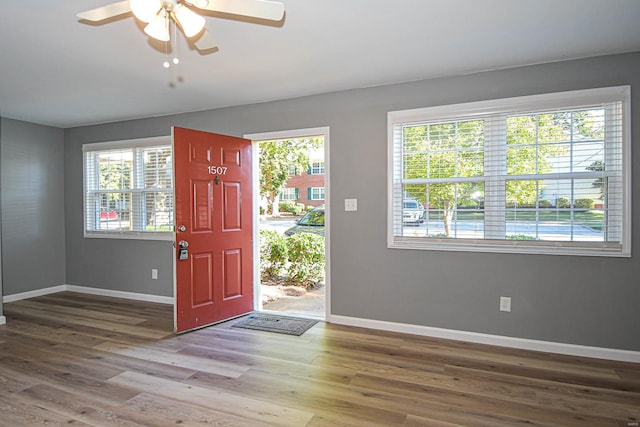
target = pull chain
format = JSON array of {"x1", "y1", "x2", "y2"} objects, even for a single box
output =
[
  {"x1": 162, "y1": 11, "x2": 171, "y2": 68},
  {"x1": 172, "y1": 18, "x2": 179, "y2": 65}
]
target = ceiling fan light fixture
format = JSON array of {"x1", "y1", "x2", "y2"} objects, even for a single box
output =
[
  {"x1": 173, "y1": 4, "x2": 206, "y2": 38},
  {"x1": 144, "y1": 11, "x2": 170, "y2": 41},
  {"x1": 130, "y1": 0, "x2": 162, "y2": 23},
  {"x1": 192, "y1": 0, "x2": 209, "y2": 8}
]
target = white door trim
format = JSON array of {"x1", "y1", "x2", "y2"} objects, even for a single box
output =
[{"x1": 245, "y1": 127, "x2": 331, "y2": 320}]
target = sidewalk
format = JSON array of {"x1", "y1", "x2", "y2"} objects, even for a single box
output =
[{"x1": 261, "y1": 284, "x2": 325, "y2": 318}]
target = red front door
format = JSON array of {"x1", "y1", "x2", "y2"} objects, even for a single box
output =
[{"x1": 173, "y1": 127, "x2": 253, "y2": 333}]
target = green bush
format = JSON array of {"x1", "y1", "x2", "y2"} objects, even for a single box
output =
[
  {"x1": 457, "y1": 199, "x2": 479, "y2": 209},
  {"x1": 506, "y1": 234, "x2": 537, "y2": 240},
  {"x1": 259, "y1": 230, "x2": 288, "y2": 278},
  {"x1": 556, "y1": 197, "x2": 571, "y2": 208},
  {"x1": 574, "y1": 198, "x2": 594, "y2": 209},
  {"x1": 538, "y1": 199, "x2": 552, "y2": 208},
  {"x1": 279, "y1": 201, "x2": 305, "y2": 215},
  {"x1": 286, "y1": 233, "x2": 325, "y2": 286}
]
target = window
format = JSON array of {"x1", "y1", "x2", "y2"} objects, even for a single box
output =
[
  {"x1": 388, "y1": 87, "x2": 631, "y2": 257},
  {"x1": 83, "y1": 137, "x2": 173, "y2": 240},
  {"x1": 287, "y1": 165, "x2": 297, "y2": 176},
  {"x1": 309, "y1": 187, "x2": 325, "y2": 200},
  {"x1": 311, "y1": 161, "x2": 325, "y2": 174},
  {"x1": 280, "y1": 187, "x2": 298, "y2": 201}
]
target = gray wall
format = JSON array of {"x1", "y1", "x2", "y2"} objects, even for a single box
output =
[
  {"x1": 1, "y1": 118, "x2": 66, "y2": 296},
  {"x1": 62, "y1": 128, "x2": 174, "y2": 296},
  {"x1": 64, "y1": 52, "x2": 640, "y2": 351}
]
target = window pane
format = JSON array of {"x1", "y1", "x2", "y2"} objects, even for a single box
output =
[
  {"x1": 403, "y1": 120, "x2": 484, "y2": 180},
  {"x1": 507, "y1": 108, "x2": 607, "y2": 176},
  {"x1": 573, "y1": 108, "x2": 605, "y2": 141},
  {"x1": 506, "y1": 179, "x2": 605, "y2": 242},
  {"x1": 143, "y1": 147, "x2": 173, "y2": 190},
  {"x1": 96, "y1": 192, "x2": 131, "y2": 231},
  {"x1": 310, "y1": 187, "x2": 325, "y2": 200},
  {"x1": 98, "y1": 151, "x2": 132, "y2": 190},
  {"x1": 402, "y1": 183, "x2": 484, "y2": 239},
  {"x1": 279, "y1": 187, "x2": 297, "y2": 201},
  {"x1": 144, "y1": 191, "x2": 173, "y2": 231},
  {"x1": 403, "y1": 152, "x2": 427, "y2": 180},
  {"x1": 538, "y1": 112, "x2": 570, "y2": 143},
  {"x1": 311, "y1": 162, "x2": 325, "y2": 174}
]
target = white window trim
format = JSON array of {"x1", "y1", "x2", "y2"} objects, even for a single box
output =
[
  {"x1": 83, "y1": 136, "x2": 174, "y2": 241},
  {"x1": 387, "y1": 86, "x2": 631, "y2": 257},
  {"x1": 310, "y1": 187, "x2": 325, "y2": 201},
  {"x1": 311, "y1": 161, "x2": 325, "y2": 175},
  {"x1": 279, "y1": 187, "x2": 297, "y2": 201}
]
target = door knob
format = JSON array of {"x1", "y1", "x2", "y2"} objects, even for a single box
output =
[{"x1": 178, "y1": 240, "x2": 189, "y2": 249}]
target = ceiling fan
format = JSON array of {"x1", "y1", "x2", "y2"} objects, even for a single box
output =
[{"x1": 77, "y1": 0, "x2": 285, "y2": 53}]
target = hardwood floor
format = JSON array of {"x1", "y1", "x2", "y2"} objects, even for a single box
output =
[{"x1": 1, "y1": 292, "x2": 638, "y2": 426}]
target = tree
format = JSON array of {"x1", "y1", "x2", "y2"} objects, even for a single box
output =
[
  {"x1": 403, "y1": 112, "x2": 598, "y2": 237},
  {"x1": 504, "y1": 114, "x2": 568, "y2": 207},
  {"x1": 99, "y1": 153, "x2": 132, "y2": 212},
  {"x1": 403, "y1": 120, "x2": 484, "y2": 236},
  {"x1": 586, "y1": 160, "x2": 605, "y2": 200},
  {"x1": 259, "y1": 137, "x2": 322, "y2": 216}
]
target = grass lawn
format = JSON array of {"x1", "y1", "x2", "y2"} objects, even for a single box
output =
[{"x1": 427, "y1": 209, "x2": 605, "y2": 231}]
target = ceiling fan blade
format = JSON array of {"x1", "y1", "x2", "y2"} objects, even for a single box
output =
[
  {"x1": 197, "y1": 0, "x2": 284, "y2": 21},
  {"x1": 194, "y1": 30, "x2": 218, "y2": 52},
  {"x1": 77, "y1": 1, "x2": 131, "y2": 22}
]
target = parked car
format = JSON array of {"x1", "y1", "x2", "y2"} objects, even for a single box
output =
[
  {"x1": 100, "y1": 209, "x2": 119, "y2": 221},
  {"x1": 403, "y1": 199, "x2": 425, "y2": 225},
  {"x1": 284, "y1": 205, "x2": 325, "y2": 236}
]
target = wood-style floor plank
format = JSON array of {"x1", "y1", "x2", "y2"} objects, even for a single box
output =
[
  {"x1": 93, "y1": 341, "x2": 250, "y2": 378},
  {"x1": 0, "y1": 392, "x2": 94, "y2": 427},
  {"x1": 0, "y1": 291, "x2": 638, "y2": 426},
  {"x1": 108, "y1": 370, "x2": 315, "y2": 426}
]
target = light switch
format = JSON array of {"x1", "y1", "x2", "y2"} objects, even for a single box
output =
[{"x1": 345, "y1": 198, "x2": 358, "y2": 212}]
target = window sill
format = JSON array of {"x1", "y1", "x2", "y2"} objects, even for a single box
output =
[
  {"x1": 84, "y1": 231, "x2": 174, "y2": 242},
  {"x1": 388, "y1": 236, "x2": 629, "y2": 258}
]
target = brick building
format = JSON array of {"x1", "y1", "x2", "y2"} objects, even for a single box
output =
[{"x1": 280, "y1": 156, "x2": 325, "y2": 208}]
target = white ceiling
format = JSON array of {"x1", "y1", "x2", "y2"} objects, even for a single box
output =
[{"x1": 1, "y1": 0, "x2": 639, "y2": 128}]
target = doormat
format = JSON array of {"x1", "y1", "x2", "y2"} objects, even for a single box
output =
[{"x1": 232, "y1": 313, "x2": 318, "y2": 336}]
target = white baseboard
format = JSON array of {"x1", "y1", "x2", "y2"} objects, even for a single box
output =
[
  {"x1": 4, "y1": 286, "x2": 637, "y2": 362},
  {"x1": 2, "y1": 285, "x2": 67, "y2": 303},
  {"x1": 65, "y1": 285, "x2": 174, "y2": 305},
  {"x1": 3, "y1": 284, "x2": 173, "y2": 305},
  {"x1": 329, "y1": 314, "x2": 640, "y2": 363}
]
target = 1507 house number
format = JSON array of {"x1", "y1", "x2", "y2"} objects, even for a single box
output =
[{"x1": 208, "y1": 166, "x2": 228, "y2": 175}]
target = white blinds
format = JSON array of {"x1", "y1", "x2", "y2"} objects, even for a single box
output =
[
  {"x1": 388, "y1": 86, "x2": 630, "y2": 256},
  {"x1": 83, "y1": 141, "x2": 173, "y2": 237}
]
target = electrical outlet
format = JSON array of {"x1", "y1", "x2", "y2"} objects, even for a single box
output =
[
  {"x1": 151, "y1": 269, "x2": 158, "y2": 280},
  {"x1": 500, "y1": 296, "x2": 511, "y2": 312}
]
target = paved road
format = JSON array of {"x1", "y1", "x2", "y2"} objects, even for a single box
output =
[
  {"x1": 259, "y1": 218, "x2": 297, "y2": 235},
  {"x1": 261, "y1": 217, "x2": 603, "y2": 241}
]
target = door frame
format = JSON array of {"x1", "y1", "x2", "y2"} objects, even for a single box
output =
[{"x1": 244, "y1": 126, "x2": 331, "y2": 320}]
